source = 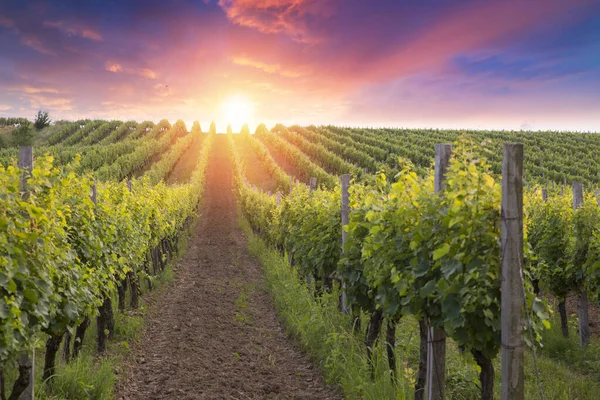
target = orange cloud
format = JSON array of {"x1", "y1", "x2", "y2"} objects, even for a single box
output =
[
  {"x1": 232, "y1": 55, "x2": 304, "y2": 77},
  {"x1": 137, "y1": 68, "x2": 158, "y2": 79},
  {"x1": 14, "y1": 86, "x2": 61, "y2": 94},
  {"x1": 27, "y1": 95, "x2": 73, "y2": 111},
  {"x1": 218, "y1": 0, "x2": 335, "y2": 42},
  {"x1": 43, "y1": 20, "x2": 103, "y2": 41},
  {"x1": 105, "y1": 62, "x2": 158, "y2": 79},
  {"x1": 0, "y1": 105, "x2": 12, "y2": 111},
  {"x1": 105, "y1": 62, "x2": 123, "y2": 72}
]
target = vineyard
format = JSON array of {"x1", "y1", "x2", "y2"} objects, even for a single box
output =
[{"x1": 1, "y1": 120, "x2": 600, "y2": 399}]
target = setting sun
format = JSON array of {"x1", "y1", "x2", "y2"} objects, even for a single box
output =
[{"x1": 221, "y1": 94, "x2": 253, "y2": 132}]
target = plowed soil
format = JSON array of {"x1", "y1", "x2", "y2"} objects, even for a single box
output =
[{"x1": 117, "y1": 135, "x2": 340, "y2": 400}]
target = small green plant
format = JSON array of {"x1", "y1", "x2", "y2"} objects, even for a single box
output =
[{"x1": 234, "y1": 285, "x2": 251, "y2": 324}]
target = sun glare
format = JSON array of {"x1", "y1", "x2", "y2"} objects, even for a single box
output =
[{"x1": 222, "y1": 94, "x2": 253, "y2": 132}]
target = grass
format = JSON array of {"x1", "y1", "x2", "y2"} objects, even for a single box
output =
[
  {"x1": 238, "y1": 212, "x2": 600, "y2": 400},
  {"x1": 538, "y1": 312, "x2": 600, "y2": 375}
]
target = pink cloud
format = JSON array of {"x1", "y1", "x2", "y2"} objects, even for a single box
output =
[
  {"x1": 367, "y1": 0, "x2": 586, "y2": 82},
  {"x1": 43, "y1": 20, "x2": 103, "y2": 41},
  {"x1": 0, "y1": 17, "x2": 15, "y2": 29},
  {"x1": 20, "y1": 34, "x2": 57, "y2": 56}
]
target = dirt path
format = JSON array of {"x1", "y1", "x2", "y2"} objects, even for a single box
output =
[{"x1": 117, "y1": 135, "x2": 340, "y2": 400}]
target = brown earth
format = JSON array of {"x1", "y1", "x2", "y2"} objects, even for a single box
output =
[
  {"x1": 117, "y1": 135, "x2": 340, "y2": 400},
  {"x1": 233, "y1": 135, "x2": 279, "y2": 193},
  {"x1": 166, "y1": 134, "x2": 206, "y2": 185}
]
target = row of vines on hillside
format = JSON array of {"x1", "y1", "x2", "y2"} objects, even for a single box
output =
[
  {"x1": 230, "y1": 134, "x2": 549, "y2": 399},
  {"x1": 0, "y1": 133, "x2": 213, "y2": 399}
]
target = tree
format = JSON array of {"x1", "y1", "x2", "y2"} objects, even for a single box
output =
[
  {"x1": 11, "y1": 122, "x2": 35, "y2": 146},
  {"x1": 209, "y1": 121, "x2": 216, "y2": 135},
  {"x1": 34, "y1": 109, "x2": 51, "y2": 130}
]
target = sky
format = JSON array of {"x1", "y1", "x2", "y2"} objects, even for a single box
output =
[{"x1": 1, "y1": 0, "x2": 600, "y2": 132}]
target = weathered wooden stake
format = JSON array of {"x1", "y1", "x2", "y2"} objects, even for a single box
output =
[
  {"x1": 542, "y1": 188, "x2": 548, "y2": 201},
  {"x1": 426, "y1": 144, "x2": 451, "y2": 400},
  {"x1": 127, "y1": 180, "x2": 132, "y2": 192},
  {"x1": 276, "y1": 192, "x2": 281, "y2": 206},
  {"x1": 306, "y1": 177, "x2": 318, "y2": 284},
  {"x1": 572, "y1": 181, "x2": 590, "y2": 347},
  {"x1": 18, "y1": 146, "x2": 34, "y2": 400},
  {"x1": 309, "y1": 177, "x2": 317, "y2": 194},
  {"x1": 501, "y1": 143, "x2": 525, "y2": 400},
  {"x1": 90, "y1": 183, "x2": 97, "y2": 204},
  {"x1": 18, "y1": 146, "x2": 33, "y2": 198},
  {"x1": 340, "y1": 174, "x2": 350, "y2": 315}
]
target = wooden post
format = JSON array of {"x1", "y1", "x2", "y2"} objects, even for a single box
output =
[
  {"x1": 18, "y1": 146, "x2": 33, "y2": 197},
  {"x1": 541, "y1": 188, "x2": 548, "y2": 201},
  {"x1": 309, "y1": 177, "x2": 317, "y2": 193},
  {"x1": 340, "y1": 174, "x2": 350, "y2": 315},
  {"x1": 426, "y1": 144, "x2": 451, "y2": 400},
  {"x1": 501, "y1": 143, "x2": 525, "y2": 400},
  {"x1": 127, "y1": 180, "x2": 132, "y2": 192},
  {"x1": 18, "y1": 147, "x2": 34, "y2": 400},
  {"x1": 305, "y1": 177, "x2": 318, "y2": 284},
  {"x1": 572, "y1": 181, "x2": 590, "y2": 347},
  {"x1": 276, "y1": 192, "x2": 281, "y2": 206},
  {"x1": 90, "y1": 184, "x2": 97, "y2": 204},
  {"x1": 267, "y1": 191, "x2": 271, "y2": 196}
]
